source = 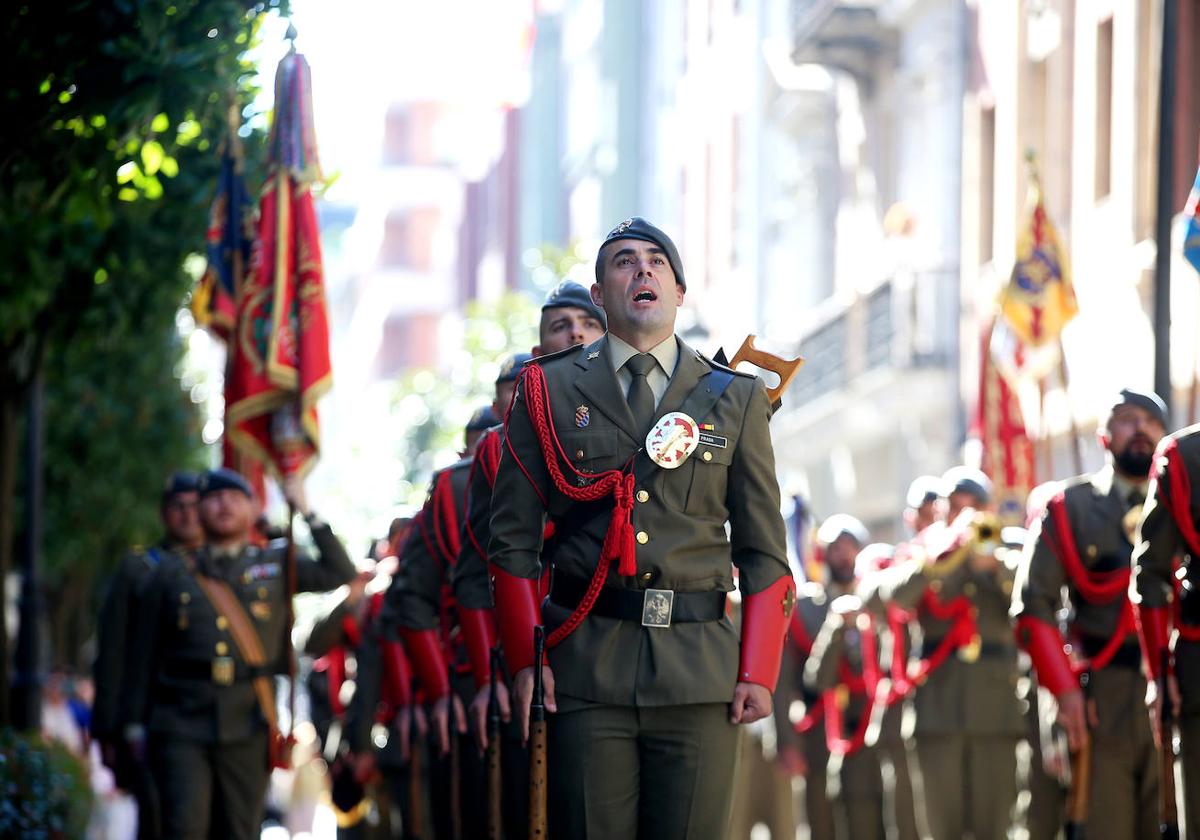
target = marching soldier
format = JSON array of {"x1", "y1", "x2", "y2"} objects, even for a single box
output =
[
  {"x1": 863, "y1": 467, "x2": 1023, "y2": 840},
  {"x1": 1134, "y1": 421, "x2": 1200, "y2": 835},
  {"x1": 1015, "y1": 388, "x2": 1167, "y2": 840},
  {"x1": 489, "y1": 217, "x2": 794, "y2": 838},
  {"x1": 381, "y1": 406, "x2": 498, "y2": 838},
  {"x1": 93, "y1": 471, "x2": 202, "y2": 840},
  {"x1": 774, "y1": 515, "x2": 868, "y2": 840},
  {"x1": 125, "y1": 468, "x2": 356, "y2": 840}
]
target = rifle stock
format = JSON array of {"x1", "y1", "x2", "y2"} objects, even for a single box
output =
[
  {"x1": 1161, "y1": 650, "x2": 1180, "y2": 839},
  {"x1": 1064, "y1": 737, "x2": 1090, "y2": 840},
  {"x1": 488, "y1": 646, "x2": 503, "y2": 839},
  {"x1": 529, "y1": 626, "x2": 548, "y2": 839}
]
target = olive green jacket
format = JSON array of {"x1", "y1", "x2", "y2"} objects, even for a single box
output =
[
  {"x1": 488, "y1": 334, "x2": 791, "y2": 707},
  {"x1": 128, "y1": 522, "x2": 355, "y2": 743},
  {"x1": 452, "y1": 425, "x2": 503, "y2": 612},
  {"x1": 862, "y1": 535, "x2": 1021, "y2": 737}
]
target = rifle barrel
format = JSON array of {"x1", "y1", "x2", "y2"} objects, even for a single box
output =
[
  {"x1": 487, "y1": 646, "x2": 503, "y2": 839},
  {"x1": 529, "y1": 626, "x2": 548, "y2": 839}
]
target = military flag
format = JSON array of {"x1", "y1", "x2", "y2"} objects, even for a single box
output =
[
  {"x1": 191, "y1": 108, "x2": 255, "y2": 342},
  {"x1": 1183, "y1": 163, "x2": 1200, "y2": 274},
  {"x1": 997, "y1": 179, "x2": 1078, "y2": 347},
  {"x1": 226, "y1": 45, "x2": 331, "y2": 478},
  {"x1": 973, "y1": 319, "x2": 1036, "y2": 526}
]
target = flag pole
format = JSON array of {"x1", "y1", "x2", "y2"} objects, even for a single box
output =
[
  {"x1": 1056, "y1": 342, "x2": 1084, "y2": 474},
  {"x1": 1153, "y1": 0, "x2": 1178, "y2": 420}
]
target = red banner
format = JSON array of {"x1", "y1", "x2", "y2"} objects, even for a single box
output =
[{"x1": 973, "y1": 319, "x2": 1036, "y2": 524}]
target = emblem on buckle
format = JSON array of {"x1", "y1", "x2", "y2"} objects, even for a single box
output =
[
  {"x1": 641, "y1": 589, "x2": 674, "y2": 628},
  {"x1": 212, "y1": 656, "x2": 235, "y2": 686}
]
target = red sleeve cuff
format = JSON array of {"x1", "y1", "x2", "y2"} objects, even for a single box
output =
[
  {"x1": 459, "y1": 606, "x2": 499, "y2": 688},
  {"x1": 1015, "y1": 615, "x2": 1077, "y2": 696},
  {"x1": 1135, "y1": 604, "x2": 1172, "y2": 679},
  {"x1": 398, "y1": 628, "x2": 450, "y2": 701},
  {"x1": 738, "y1": 575, "x2": 797, "y2": 691},
  {"x1": 490, "y1": 565, "x2": 541, "y2": 674}
]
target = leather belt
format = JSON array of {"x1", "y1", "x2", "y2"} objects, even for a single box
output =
[
  {"x1": 164, "y1": 658, "x2": 271, "y2": 685},
  {"x1": 548, "y1": 574, "x2": 727, "y2": 628},
  {"x1": 918, "y1": 637, "x2": 1014, "y2": 661},
  {"x1": 1077, "y1": 634, "x2": 1143, "y2": 671}
]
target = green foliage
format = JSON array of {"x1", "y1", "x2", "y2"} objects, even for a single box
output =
[
  {"x1": 0, "y1": 729, "x2": 93, "y2": 838},
  {"x1": 1, "y1": 0, "x2": 288, "y2": 663},
  {"x1": 392, "y1": 293, "x2": 539, "y2": 506}
]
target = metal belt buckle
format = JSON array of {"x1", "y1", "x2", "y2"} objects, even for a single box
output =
[
  {"x1": 212, "y1": 656, "x2": 235, "y2": 686},
  {"x1": 641, "y1": 589, "x2": 674, "y2": 628}
]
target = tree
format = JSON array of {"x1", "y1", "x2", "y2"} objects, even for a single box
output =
[{"x1": 0, "y1": 0, "x2": 285, "y2": 720}]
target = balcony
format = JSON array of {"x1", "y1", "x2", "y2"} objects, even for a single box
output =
[{"x1": 791, "y1": 0, "x2": 895, "y2": 92}]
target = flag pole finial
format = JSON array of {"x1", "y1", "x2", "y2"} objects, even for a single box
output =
[{"x1": 284, "y1": 22, "x2": 298, "y2": 52}]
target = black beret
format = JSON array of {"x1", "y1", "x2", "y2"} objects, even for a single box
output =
[
  {"x1": 495, "y1": 352, "x2": 533, "y2": 385},
  {"x1": 940, "y1": 466, "x2": 993, "y2": 505},
  {"x1": 467, "y1": 405, "x2": 500, "y2": 433},
  {"x1": 161, "y1": 471, "x2": 200, "y2": 504},
  {"x1": 594, "y1": 217, "x2": 686, "y2": 291},
  {"x1": 542, "y1": 280, "x2": 607, "y2": 328},
  {"x1": 198, "y1": 467, "x2": 254, "y2": 498},
  {"x1": 1108, "y1": 387, "x2": 1168, "y2": 428}
]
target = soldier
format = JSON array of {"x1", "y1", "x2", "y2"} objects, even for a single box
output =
[
  {"x1": 93, "y1": 471, "x2": 202, "y2": 839},
  {"x1": 305, "y1": 550, "x2": 418, "y2": 839},
  {"x1": 381, "y1": 406, "x2": 498, "y2": 839},
  {"x1": 863, "y1": 467, "x2": 1023, "y2": 840},
  {"x1": 1015, "y1": 388, "x2": 1167, "y2": 840},
  {"x1": 1135, "y1": 421, "x2": 1200, "y2": 835},
  {"x1": 126, "y1": 468, "x2": 356, "y2": 840},
  {"x1": 774, "y1": 515, "x2": 869, "y2": 840},
  {"x1": 489, "y1": 217, "x2": 794, "y2": 837}
]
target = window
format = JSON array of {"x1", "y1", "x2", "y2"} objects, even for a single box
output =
[{"x1": 1095, "y1": 17, "x2": 1114, "y2": 200}]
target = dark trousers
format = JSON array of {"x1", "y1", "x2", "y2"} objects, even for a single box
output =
[
  {"x1": 150, "y1": 731, "x2": 270, "y2": 840},
  {"x1": 547, "y1": 702, "x2": 739, "y2": 839}
]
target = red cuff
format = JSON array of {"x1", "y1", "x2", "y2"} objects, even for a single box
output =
[
  {"x1": 491, "y1": 565, "x2": 541, "y2": 674},
  {"x1": 1136, "y1": 604, "x2": 1172, "y2": 679},
  {"x1": 1015, "y1": 615, "x2": 1077, "y2": 696},
  {"x1": 460, "y1": 607, "x2": 499, "y2": 688},
  {"x1": 398, "y1": 628, "x2": 450, "y2": 701},
  {"x1": 379, "y1": 640, "x2": 413, "y2": 709},
  {"x1": 739, "y1": 575, "x2": 797, "y2": 691}
]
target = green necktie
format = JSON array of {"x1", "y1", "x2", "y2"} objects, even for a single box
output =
[{"x1": 625, "y1": 353, "x2": 657, "y2": 434}]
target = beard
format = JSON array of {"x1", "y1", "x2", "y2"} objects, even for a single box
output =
[{"x1": 1113, "y1": 446, "x2": 1153, "y2": 478}]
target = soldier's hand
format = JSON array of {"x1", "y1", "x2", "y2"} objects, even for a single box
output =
[
  {"x1": 1056, "y1": 688, "x2": 1089, "y2": 752},
  {"x1": 282, "y1": 474, "x2": 311, "y2": 517},
  {"x1": 514, "y1": 664, "x2": 557, "y2": 743},
  {"x1": 470, "y1": 680, "x2": 512, "y2": 754},
  {"x1": 432, "y1": 693, "x2": 468, "y2": 755},
  {"x1": 730, "y1": 681, "x2": 773, "y2": 725}
]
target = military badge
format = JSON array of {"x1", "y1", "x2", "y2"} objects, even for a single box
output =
[
  {"x1": 641, "y1": 589, "x2": 675, "y2": 627},
  {"x1": 250, "y1": 601, "x2": 272, "y2": 621},
  {"x1": 575, "y1": 405, "x2": 591, "y2": 428},
  {"x1": 241, "y1": 562, "x2": 280, "y2": 584},
  {"x1": 645, "y1": 412, "x2": 699, "y2": 469},
  {"x1": 610, "y1": 218, "x2": 634, "y2": 237},
  {"x1": 587, "y1": 350, "x2": 601, "y2": 360}
]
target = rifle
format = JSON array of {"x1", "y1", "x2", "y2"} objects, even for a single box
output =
[
  {"x1": 529, "y1": 626, "x2": 548, "y2": 839},
  {"x1": 487, "y1": 646, "x2": 503, "y2": 839},
  {"x1": 726, "y1": 334, "x2": 804, "y2": 406},
  {"x1": 1064, "y1": 737, "x2": 1090, "y2": 840},
  {"x1": 1161, "y1": 649, "x2": 1180, "y2": 839},
  {"x1": 407, "y1": 682, "x2": 425, "y2": 840}
]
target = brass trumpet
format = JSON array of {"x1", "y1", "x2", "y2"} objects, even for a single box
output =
[{"x1": 924, "y1": 511, "x2": 1002, "y2": 578}]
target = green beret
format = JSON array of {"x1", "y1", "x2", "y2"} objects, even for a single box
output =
[{"x1": 594, "y1": 217, "x2": 686, "y2": 291}]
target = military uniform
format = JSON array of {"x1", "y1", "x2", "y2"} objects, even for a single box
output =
[
  {"x1": 489, "y1": 326, "x2": 794, "y2": 838},
  {"x1": 305, "y1": 585, "x2": 417, "y2": 839},
  {"x1": 127, "y1": 514, "x2": 355, "y2": 840},
  {"x1": 864, "y1": 520, "x2": 1023, "y2": 840},
  {"x1": 1135, "y1": 424, "x2": 1200, "y2": 837},
  {"x1": 382, "y1": 457, "x2": 486, "y2": 840},
  {"x1": 93, "y1": 542, "x2": 176, "y2": 839},
  {"x1": 776, "y1": 582, "x2": 836, "y2": 840},
  {"x1": 1015, "y1": 464, "x2": 1160, "y2": 840}
]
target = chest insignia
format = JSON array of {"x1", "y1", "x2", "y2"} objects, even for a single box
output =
[
  {"x1": 575, "y1": 405, "x2": 591, "y2": 428},
  {"x1": 250, "y1": 601, "x2": 272, "y2": 621},
  {"x1": 587, "y1": 350, "x2": 601, "y2": 360},
  {"x1": 241, "y1": 562, "x2": 281, "y2": 584},
  {"x1": 645, "y1": 412, "x2": 700, "y2": 469}
]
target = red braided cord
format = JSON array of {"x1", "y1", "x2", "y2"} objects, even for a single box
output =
[
  {"x1": 1156, "y1": 440, "x2": 1200, "y2": 641},
  {"x1": 823, "y1": 614, "x2": 881, "y2": 756},
  {"x1": 503, "y1": 364, "x2": 640, "y2": 648}
]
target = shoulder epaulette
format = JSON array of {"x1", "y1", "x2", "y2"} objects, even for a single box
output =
[
  {"x1": 528, "y1": 341, "x2": 589, "y2": 368},
  {"x1": 696, "y1": 351, "x2": 757, "y2": 380}
]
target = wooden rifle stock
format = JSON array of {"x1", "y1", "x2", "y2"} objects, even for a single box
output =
[
  {"x1": 727, "y1": 335, "x2": 804, "y2": 406},
  {"x1": 408, "y1": 682, "x2": 425, "y2": 839},
  {"x1": 529, "y1": 626, "x2": 548, "y2": 839},
  {"x1": 487, "y1": 646, "x2": 503, "y2": 840},
  {"x1": 1064, "y1": 737, "x2": 1090, "y2": 840},
  {"x1": 1161, "y1": 650, "x2": 1180, "y2": 839}
]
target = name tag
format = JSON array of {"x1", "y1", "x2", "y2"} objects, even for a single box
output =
[{"x1": 698, "y1": 432, "x2": 727, "y2": 449}]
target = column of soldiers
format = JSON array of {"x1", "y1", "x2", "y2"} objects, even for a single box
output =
[{"x1": 92, "y1": 215, "x2": 1200, "y2": 840}]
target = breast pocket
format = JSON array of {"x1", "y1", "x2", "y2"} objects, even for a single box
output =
[
  {"x1": 659, "y1": 442, "x2": 734, "y2": 515},
  {"x1": 558, "y1": 430, "x2": 623, "y2": 477}
]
